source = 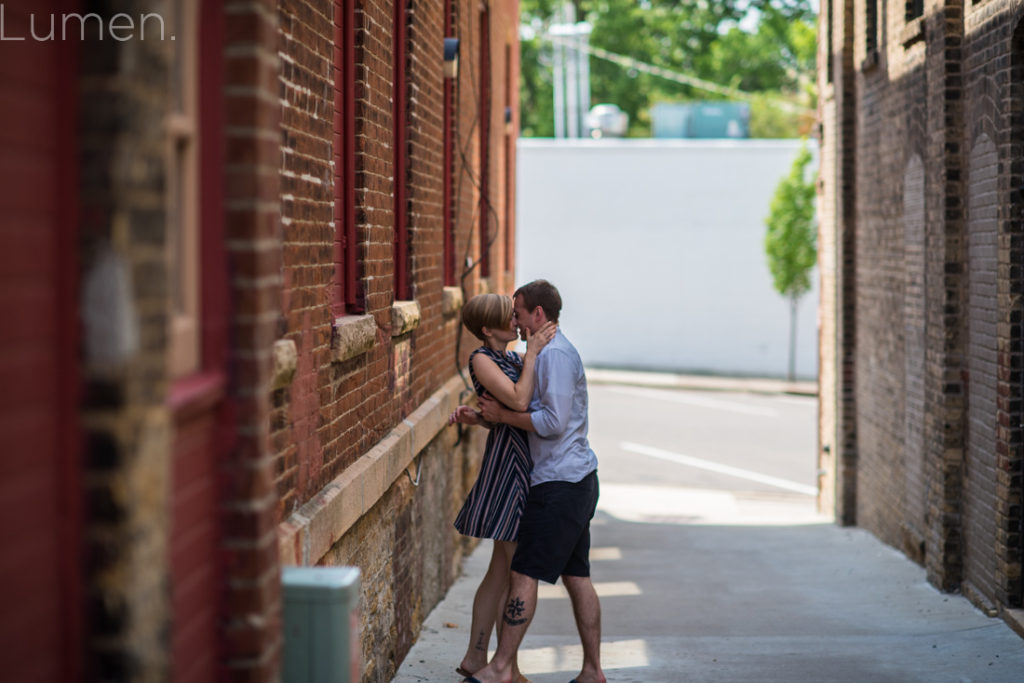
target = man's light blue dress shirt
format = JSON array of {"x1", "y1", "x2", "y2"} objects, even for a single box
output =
[{"x1": 527, "y1": 329, "x2": 598, "y2": 485}]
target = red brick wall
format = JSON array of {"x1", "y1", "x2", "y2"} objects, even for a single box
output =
[
  {"x1": 270, "y1": 0, "x2": 521, "y2": 678},
  {"x1": 407, "y1": 0, "x2": 448, "y2": 391},
  {"x1": 275, "y1": 0, "x2": 334, "y2": 512},
  {"x1": 0, "y1": 0, "x2": 519, "y2": 679},
  {"x1": 222, "y1": 1, "x2": 285, "y2": 680},
  {"x1": 272, "y1": 0, "x2": 519, "y2": 508}
]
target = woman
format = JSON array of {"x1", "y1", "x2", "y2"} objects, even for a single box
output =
[{"x1": 448, "y1": 293, "x2": 555, "y2": 682}]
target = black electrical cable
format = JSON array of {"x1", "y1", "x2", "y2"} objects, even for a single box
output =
[{"x1": 451, "y1": 0, "x2": 505, "y2": 444}]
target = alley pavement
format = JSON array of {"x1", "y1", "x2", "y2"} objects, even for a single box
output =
[{"x1": 393, "y1": 373, "x2": 1024, "y2": 683}]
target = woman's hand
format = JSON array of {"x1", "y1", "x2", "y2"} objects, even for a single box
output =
[
  {"x1": 524, "y1": 320, "x2": 557, "y2": 357},
  {"x1": 448, "y1": 405, "x2": 482, "y2": 426}
]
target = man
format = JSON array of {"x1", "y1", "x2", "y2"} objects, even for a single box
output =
[{"x1": 462, "y1": 279, "x2": 606, "y2": 683}]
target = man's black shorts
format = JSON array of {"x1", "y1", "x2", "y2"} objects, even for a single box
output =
[{"x1": 511, "y1": 470, "x2": 599, "y2": 584}]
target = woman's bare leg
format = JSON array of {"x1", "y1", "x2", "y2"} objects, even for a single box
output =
[{"x1": 461, "y1": 540, "x2": 513, "y2": 675}]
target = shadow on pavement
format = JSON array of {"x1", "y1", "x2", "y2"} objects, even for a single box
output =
[{"x1": 394, "y1": 490, "x2": 1024, "y2": 683}]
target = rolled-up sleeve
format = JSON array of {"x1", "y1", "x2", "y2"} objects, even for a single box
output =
[{"x1": 529, "y1": 349, "x2": 574, "y2": 438}]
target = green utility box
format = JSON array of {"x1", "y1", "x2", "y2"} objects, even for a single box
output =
[{"x1": 282, "y1": 566, "x2": 362, "y2": 683}]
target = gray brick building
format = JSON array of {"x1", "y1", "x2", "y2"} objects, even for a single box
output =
[{"x1": 818, "y1": 0, "x2": 1024, "y2": 632}]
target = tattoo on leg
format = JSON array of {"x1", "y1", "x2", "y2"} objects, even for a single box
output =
[
  {"x1": 474, "y1": 631, "x2": 487, "y2": 651},
  {"x1": 503, "y1": 596, "x2": 527, "y2": 626}
]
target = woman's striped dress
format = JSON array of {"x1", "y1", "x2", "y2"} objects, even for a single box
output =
[{"x1": 454, "y1": 347, "x2": 533, "y2": 541}]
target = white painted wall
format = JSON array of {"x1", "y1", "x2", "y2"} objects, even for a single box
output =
[{"x1": 515, "y1": 138, "x2": 819, "y2": 380}]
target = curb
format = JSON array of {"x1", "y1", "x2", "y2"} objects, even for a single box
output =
[{"x1": 584, "y1": 368, "x2": 818, "y2": 397}]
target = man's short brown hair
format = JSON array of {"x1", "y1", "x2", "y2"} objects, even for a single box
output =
[
  {"x1": 514, "y1": 279, "x2": 561, "y2": 323},
  {"x1": 461, "y1": 293, "x2": 514, "y2": 341}
]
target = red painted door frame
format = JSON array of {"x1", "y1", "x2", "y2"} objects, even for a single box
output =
[
  {"x1": 55, "y1": 7, "x2": 83, "y2": 675},
  {"x1": 0, "y1": 1, "x2": 82, "y2": 679},
  {"x1": 168, "y1": 4, "x2": 230, "y2": 681}
]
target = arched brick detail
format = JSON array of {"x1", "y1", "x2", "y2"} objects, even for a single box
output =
[
  {"x1": 903, "y1": 153, "x2": 927, "y2": 560},
  {"x1": 964, "y1": 132, "x2": 1000, "y2": 610}
]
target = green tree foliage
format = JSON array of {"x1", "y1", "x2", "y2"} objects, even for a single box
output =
[
  {"x1": 764, "y1": 141, "x2": 817, "y2": 379},
  {"x1": 520, "y1": 0, "x2": 817, "y2": 138},
  {"x1": 749, "y1": 94, "x2": 802, "y2": 138},
  {"x1": 519, "y1": 34, "x2": 555, "y2": 138}
]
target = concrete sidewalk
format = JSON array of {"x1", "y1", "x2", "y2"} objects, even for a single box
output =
[{"x1": 393, "y1": 490, "x2": 1024, "y2": 682}]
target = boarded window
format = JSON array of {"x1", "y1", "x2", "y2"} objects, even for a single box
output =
[{"x1": 865, "y1": 1, "x2": 879, "y2": 56}]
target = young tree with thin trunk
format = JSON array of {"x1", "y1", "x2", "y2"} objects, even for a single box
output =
[{"x1": 764, "y1": 141, "x2": 816, "y2": 381}]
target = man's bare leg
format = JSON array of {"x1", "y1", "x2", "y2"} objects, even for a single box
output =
[
  {"x1": 561, "y1": 574, "x2": 606, "y2": 683},
  {"x1": 490, "y1": 544, "x2": 527, "y2": 681},
  {"x1": 459, "y1": 570, "x2": 538, "y2": 683}
]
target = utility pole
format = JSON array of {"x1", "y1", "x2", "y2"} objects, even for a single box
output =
[
  {"x1": 551, "y1": 21, "x2": 565, "y2": 138},
  {"x1": 564, "y1": 4, "x2": 578, "y2": 138},
  {"x1": 577, "y1": 22, "x2": 590, "y2": 129},
  {"x1": 548, "y1": 3, "x2": 591, "y2": 138}
]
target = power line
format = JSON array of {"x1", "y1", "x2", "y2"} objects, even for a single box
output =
[{"x1": 542, "y1": 33, "x2": 811, "y2": 115}]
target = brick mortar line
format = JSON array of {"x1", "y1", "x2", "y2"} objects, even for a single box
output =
[{"x1": 277, "y1": 373, "x2": 463, "y2": 565}]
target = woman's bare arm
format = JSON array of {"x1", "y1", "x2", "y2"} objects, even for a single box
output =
[{"x1": 470, "y1": 321, "x2": 556, "y2": 411}]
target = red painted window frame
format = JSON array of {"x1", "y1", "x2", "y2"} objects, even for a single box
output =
[
  {"x1": 334, "y1": 0, "x2": 360, "y2": 314},
  {"x1": 478, "y1": 6, "x2": 492, "y2": 278},
  {"x1": 503, "y1": 42, "x2": 513, "y2": 274},
  {"x1": 442, "y1": 0, "x2": 456, "y2": 286},
  {"x1": 393, "y1": 0, "x2": 411, "y2": 300},
  {"x1": 166, "y1": 5, "x2": 230, "y2": 681},
  {"x1": 167, "y1": 6, "x2": 230, "y2": 410},
  {"x1": 197, "y1": 0, "x2": 228, "y2": 390}
]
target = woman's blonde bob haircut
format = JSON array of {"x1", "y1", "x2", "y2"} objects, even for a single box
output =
[{"x1": 461, "y1": 293, "x2": 514, "y2": 341}]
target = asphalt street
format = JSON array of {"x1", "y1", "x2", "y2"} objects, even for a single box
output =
[{"x1": 588, "y1": 383, "x2": 819, "y2": 498}]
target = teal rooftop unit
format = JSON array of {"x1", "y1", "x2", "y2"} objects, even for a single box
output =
[
  {"x1": 651, "y1": 101, "x2": 750, "y2": 139},
  {"x1": 650, "y1": 102, "x2": 691, "y2": 138}
]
